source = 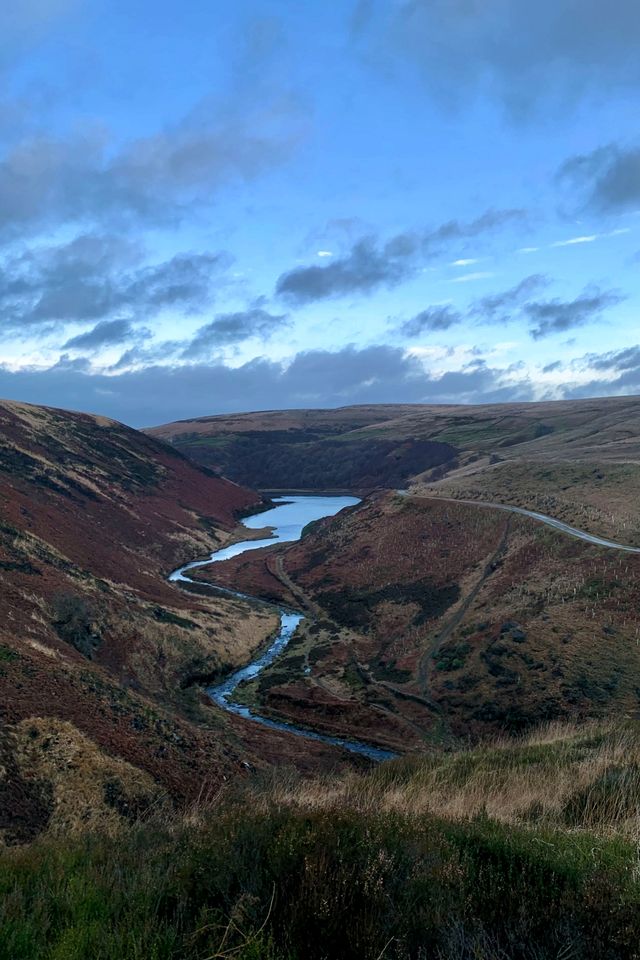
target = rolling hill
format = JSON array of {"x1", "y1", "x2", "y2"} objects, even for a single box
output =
[{"x1": 147, "y1": 395, "x2": 640, "y2": 499}]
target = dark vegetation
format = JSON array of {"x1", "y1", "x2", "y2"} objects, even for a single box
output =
[
  {"x1": 51, "y1": 593, "x2": 101, "y2": 659},
  {"x1": 171, "y1": 430, "x2": 457, "y2": 490},
  {"x1": 316, "y1": 580, "x2": 460, "y2": 631},
  {"x1": 1, "y1": 787, "x2": 639, "y2": 959},
  {"x1": 0, "y1": 738, "x2": 53, "y2": 846}
]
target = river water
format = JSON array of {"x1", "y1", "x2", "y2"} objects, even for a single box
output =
[{"x1": 169, "y1": 496, "x2": 397, "y2": 762}]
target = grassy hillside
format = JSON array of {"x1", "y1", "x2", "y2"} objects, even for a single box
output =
[
  {"x1": 417, "y1": 458, "x2": 640, "y2": 544},
  {"x1": 2, "y1": 722, "x2": 640, "y2": 959},
  {"x1": 147, "y1": 395, "x2": 640, "y2": 495}
]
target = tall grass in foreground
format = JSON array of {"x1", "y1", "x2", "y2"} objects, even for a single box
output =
[
  {"x1": 3, "y1": 722, "x2": 640, "y2": 959},
  {"x1": 247, "y1": 720, "x2": 640, "y2": 838}
]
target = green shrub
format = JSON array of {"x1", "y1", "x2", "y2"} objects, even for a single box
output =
[{"x1": 1, "y1": 808, "x2": 639, "y2": 960}]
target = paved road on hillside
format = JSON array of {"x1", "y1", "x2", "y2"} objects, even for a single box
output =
[{"x1": 400, "y1": 492, "x2": 640, "y2": 554}]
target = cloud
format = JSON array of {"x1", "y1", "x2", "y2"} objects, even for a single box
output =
[
  {"x1": 0, "y1": 0, "x2": 78, "y2": 67},
  {"x1": 525, "y1": 286, "x2": 624, "y2": 339},
  {"x1": 564, "y1": 344, "x2": 640, "y2": 398},
  {"x1": 350, "y1": 0, "x2": 374, "y2": 39},
  {"x1": 558, "y1": 143, "x2": 640, "y2": 213},
  {"x1": 3, "y1": 338, "x2": 638, "y2": 427},
  {"x1": 62, "y1": 319, "x2": 147, "y2": 352},
  {"x1": 0, "y1": 234, "x2": 227, "y2": 331},
  {"x1": 276, "y1": 209, "x2": 526, "y2": 303},
  {"x1": 0, "y1": 98, "x2": 305, "y2": 237},
  {"x1": 587, "y1": 344, "x2": 640, "y2": 372},
  {"x1": 551, "y1": 235, "x2": 598, "y2": 247},
  {"x1": 470, "y1": 274, "x2": 549, "y2": 323},
  {"x1": 0, "y1": 344, "x2": 533, "y2": 426},
  {"x1": 361, "y1": 0, "x2": 640, "y2": 115},
  {"x1": 182, "y1": 308, "x2": 289, "y2": 357},
  {"x1": 276, "y1": 237, "x2": 408, "y2": 303},
  {"x1": 396, "y1": 275, "x2": 621, "y2": 342},
  {"x1": 452, "y1": 271, "x2": 495, "y2": 283},
  {"x1": 399, "y1": 305, "x2": 462, "y2": 336}
]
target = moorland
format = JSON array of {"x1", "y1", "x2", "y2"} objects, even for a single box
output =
[{"x1": 3, "y1": 394, "x2": 640, "y2": 957}]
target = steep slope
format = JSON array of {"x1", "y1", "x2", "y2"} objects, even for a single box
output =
[
  {"x1": 0, "y1": 400, "x2": 353, "y2": 845},
  {"x1": 147, "y1": 405, "x2": 458, "y2": 490}
]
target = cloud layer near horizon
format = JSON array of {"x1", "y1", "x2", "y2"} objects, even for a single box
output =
[{"x1": 1, "y1": 340, "x2": 638, "y2": 428}]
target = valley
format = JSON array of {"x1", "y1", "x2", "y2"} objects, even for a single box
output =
[{"x1": 4, "y1": 393, "x2": 640, "y2": 956}]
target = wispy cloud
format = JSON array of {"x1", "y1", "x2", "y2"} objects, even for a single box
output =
[
  {"x1": 452, "y1": 271, "x2": 495, "y2": 283},
  {"x1": 551, "y1": 234, "x2": 598, "y2": 247}
]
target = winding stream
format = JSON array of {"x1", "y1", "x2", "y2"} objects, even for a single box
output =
[{"x1": 169, "y1": 496, "x2": 397, "y2": 762}]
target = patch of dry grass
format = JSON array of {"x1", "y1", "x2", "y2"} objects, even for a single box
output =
[{"x1": 234, "y1": 720, "x2": 640, "y2": 839}]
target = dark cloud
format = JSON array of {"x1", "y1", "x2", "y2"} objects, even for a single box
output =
[
  {"x1": 542, "y1": 360, "x2": 562, "y2": 373},
  {"x1": 276, "y1": 237, "x2": 407, "y2": 303},
  {"x1": 0, "y1": 234, "x2": 227, "y2": 331},
  {"x1": 0, "y1": 345, "x2": 533, "y2": 427},
  {"x1": 525, "y1": 287, "x2": 624, "y2": 339},
  {"x1": 62, "y1": 319, "x2": 146, "y2": 352},
  {"x1": 360, "y1": 0, "x2": 640, "y2": 115},
  {"x1": 349, "y1": 0, "x2": 374, "y2": 39},
  {"x1": 397, "y1": 275, "x2": 552, "y2": 339},
  {"x1": 400, "y1": 305, "x2": 462, "y2": 336},
  {"x1": 124, "y1": 252, "x2": 228, "y2": 313},
  {"x1": 470, "y1": 275, "x2": 549, "y2": 323},
  {"x1": 276, "y1": 209, "x2": 526, "y2": 303},
  {"x1": 558, "y1": 143, "x2": 640, "y2": 213},
  {"x1": 183, "y1": 308, "x2": 289, "y2": 357},
  {"x1": 585, "y1": 345, "x2": 640, "y2": 372},
  {"x1": 0, "y1": 1, "x2": 77, "y2": 66}
]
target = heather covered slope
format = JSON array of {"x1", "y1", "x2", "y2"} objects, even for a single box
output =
[
  {"x1": 193, "y1": 491, "x2": 640, "y2": 749},
  {"x1": 147, "y1": 394, "x2": 640, "y2": 492},
  {"x1": 0, "y1": 400, "x2": 354, "y2": 845}
]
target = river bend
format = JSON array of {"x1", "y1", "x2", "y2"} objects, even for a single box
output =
[{"x1": 169, "y1": 496, "x2": 396, "y2": 763}]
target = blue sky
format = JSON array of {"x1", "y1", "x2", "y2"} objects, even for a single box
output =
[{"x1": 1, "y1": 0, "x2": 639, "y2": 425}]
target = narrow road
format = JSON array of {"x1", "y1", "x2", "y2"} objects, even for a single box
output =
[{"x1": 400, "y1": 492, "x2": 640, "y2": 554}]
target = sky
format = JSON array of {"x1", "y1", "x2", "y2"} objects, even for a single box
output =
[{"x1": 1, "y1": 0, "x2": 639, "y2": 426}]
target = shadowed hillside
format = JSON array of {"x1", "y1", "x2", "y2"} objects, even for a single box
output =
[
  {"x1": 0, "y1": 400, "x2": 358, "y2": 846},
  {"x1": 148, "y1": 395, "x2": 640, "y2": 494}
]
